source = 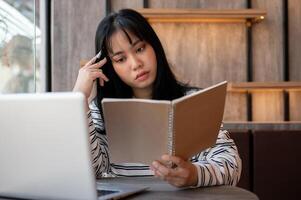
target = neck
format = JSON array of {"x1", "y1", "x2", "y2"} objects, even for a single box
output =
[{"x1": 132, "y1": 87, "x2": 152, "y2": 99}]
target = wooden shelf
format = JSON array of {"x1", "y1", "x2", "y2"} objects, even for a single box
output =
[
  {"x1": 137, "y1": 8, "x2": 266, "y2": 26},
  {"x1": 227, "y1": 82, "x2": 301, "y2": 92},
  {"x1": 223, "y1": 121, "x2": 301, "y2": 130}
]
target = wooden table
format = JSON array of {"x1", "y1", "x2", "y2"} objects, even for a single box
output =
[{"x1": 99, "y1": 177, "x2": 259, "y2": 200}]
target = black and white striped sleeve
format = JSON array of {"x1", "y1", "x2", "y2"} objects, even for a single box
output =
[
  {"x1": 191, "y1": 129, "x2": 242, "y2": 187},
  {"x1": 87, "y1": 100, "x2": 110, "y2": 178}
]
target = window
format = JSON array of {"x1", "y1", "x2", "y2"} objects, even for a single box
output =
[{"x1": 0, "y1": 0, "x2": 40, "y2": 93}]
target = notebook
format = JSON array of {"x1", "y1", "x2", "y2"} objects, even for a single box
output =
[
  {"x1": 0, "y1": 92, "x2": 147, "y2": 200},
  {"x1": 102, "y1": 81, "x2": 227, "y2": 164}
]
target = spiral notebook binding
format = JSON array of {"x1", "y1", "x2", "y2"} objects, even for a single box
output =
[{"x1": 167, "y1": 104, "x2": 175, "y2": 156}]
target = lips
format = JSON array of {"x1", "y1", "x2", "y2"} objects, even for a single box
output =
[{"x1": 135, "y1": 71, "x2": 149, "y2": 80}]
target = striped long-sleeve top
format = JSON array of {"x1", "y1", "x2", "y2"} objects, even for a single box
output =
[{"x1": 88, "y1": 88, "x2": 242, "y2": 187}]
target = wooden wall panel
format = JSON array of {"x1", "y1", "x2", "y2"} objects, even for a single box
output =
[
  {"x1": 252, "y1": 90, "x2": 284, "y2": 121},
  {"x1": 251, "y1": 0, "x2": 285, "y2": 122},
  {"x1": 288, "y1": 90, "x2": 301, "y2": 121},
  {"x1": 288, "y1": 0, "x2": 301, "y2": 81},
  {"x1": 151, "y1": 23, "x2": 247, "y2": 87},
  {"x1": 148, "y1": 0, "x2": 246, "y2": 8},
  {"x1": 223, "y1": 91, "x2": 248, "y2": 121},
  {"x1": 51, "y1": 0, "x2": 105, "y2": 91},
  {"x1": 110, "y1": 0, "x2": 143, "y2": 12},
  {"x1": 288, "y1": 0, "x2": 301, "y2": 118},
  {"x1": 251, "y1": 0, "x2": 284, "y2": 81}
]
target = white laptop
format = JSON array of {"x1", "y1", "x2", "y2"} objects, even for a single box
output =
[{"x1": 0, "y1": 92, "x2": 147, "y2": 200}]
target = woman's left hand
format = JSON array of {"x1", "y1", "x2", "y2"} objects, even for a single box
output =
[{"x1": 150, "y1": 154, "x2": 198, "y2": 187}]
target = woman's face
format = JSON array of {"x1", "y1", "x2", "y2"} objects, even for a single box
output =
[{"x1": 108, "y1": 30, "x2": 157, "y2": 96}]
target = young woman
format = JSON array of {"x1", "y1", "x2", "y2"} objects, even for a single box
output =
[{"x1": 73, "y1": 8, "x2": 241, "y2": 188}]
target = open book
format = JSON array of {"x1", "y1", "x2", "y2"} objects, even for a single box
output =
[{"x1": 101, "y1": 81, "x2": 227, "y2": 164}]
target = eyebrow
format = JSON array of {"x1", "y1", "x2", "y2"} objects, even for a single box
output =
[{"x1": 111, "y1": 39, "x2": 142, "y2": 57}]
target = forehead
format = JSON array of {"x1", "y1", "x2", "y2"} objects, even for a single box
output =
[{"x1": 108, "y1": 29, "x2": 140, "y2": 52}]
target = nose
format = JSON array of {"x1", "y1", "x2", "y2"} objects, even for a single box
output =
[{"x1": 129, "y1": 54, "x2": 142, "y2": 71}]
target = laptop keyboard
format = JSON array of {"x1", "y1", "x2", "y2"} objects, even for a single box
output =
[{"x1": 97, "y1": 189, "x2": 119, "y2": 197}]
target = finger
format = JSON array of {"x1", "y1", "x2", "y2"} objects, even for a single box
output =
[
  {"x1": 91, "y1": 72, "x2": 109, "y2": 82},
  {"x1": 151, "y1": 166, "x2": 164, "y2": 178},
  {"x1": 93, "y1": 69, "x2": 109, "y2": 81},
  {"x1": 162, "y1": 155, "x2": 185, "y2": 168},
  {"x1": 90, "y1": 70, "x2": 109, "y2": 81},
  {"x1": 99, "y1": 72, "x2": 109, "y2": 82},
  {"x1": 154, "y1": 169, "x2": 169, "y2": 181},
  {"x1": 85, "y1": 62, "x2": 100, "y2": 69},
  {"x1": 87, "y1": 57, "x2": 107, "y2": 69},
  {"x1": 152, "y1": 161, "x2": 176, "y2": 177},
  {"x1": 101, "y1": 71, "x2": 109, "y2": 82},
  {"x1": 155, "y1": 169, "x2": 185, "y2": 187},
  {"x1": 85, "y1": 54, "x2": 100, "y2": 66},
  {"x1": 98, "y1": 78, "x2": 102, "y2": 86},
  {"x1": 154, "y1": 169, "x2": 164, "y2": 179}
]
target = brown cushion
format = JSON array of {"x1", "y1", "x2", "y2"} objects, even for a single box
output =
[
  {"x1": 253, "y1": 130, "x2": 301, "y2": 200},
  {"x1": 229, "y1": 130, "x2": 251, "y2": 191}
]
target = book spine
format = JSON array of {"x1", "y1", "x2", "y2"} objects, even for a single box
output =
[{"x1": 167, "y1": 104, "x2": 175, "y2": 156}]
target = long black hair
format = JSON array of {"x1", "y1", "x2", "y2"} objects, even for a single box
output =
[{"x1": 94, "y1": 9, "x2": 185, "y2": 107}]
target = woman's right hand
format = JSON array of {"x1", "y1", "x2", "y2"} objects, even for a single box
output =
[{"x1": 73, "y1": 55, "x2": 109, "y2": 100}]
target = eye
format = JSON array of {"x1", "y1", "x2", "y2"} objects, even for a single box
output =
[
  {"x1": 136, "y1": 44, "x2": 145, "y2": 53},
  {"x1": 115, "y1": 56, "x2": 126, "y2": 63}
]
